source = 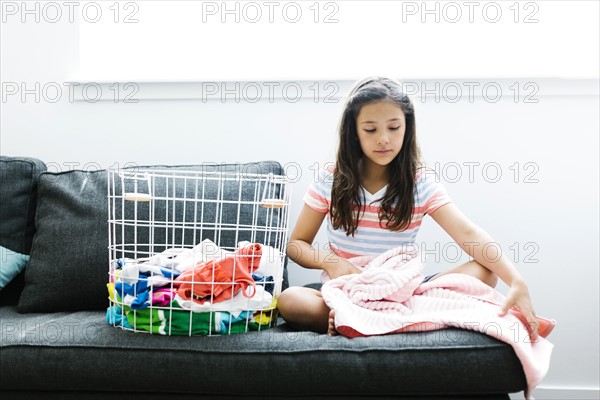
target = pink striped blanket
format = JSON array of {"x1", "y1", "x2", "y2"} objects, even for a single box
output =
[{"x1": 321, "y1": 246, "x2": 556, "y2": 399}]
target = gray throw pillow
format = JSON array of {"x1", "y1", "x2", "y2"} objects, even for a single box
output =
[{"x1": 18, "y1": 162, "x2": 289, "y2": 313}]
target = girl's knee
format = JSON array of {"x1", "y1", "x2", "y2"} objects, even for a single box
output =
[
  {"x1": 277, "y1": 287, "x2": 318, "y2": 317},
  {"x1": 277, "y1": 287, "x2": 329, "y2": 333},
  {"x1": 439, "y1": 260, "x2": 498, "y2": 288},
  {"x1": 469, "y1": 261, "x2": 498, "y2": 288},
  {"x1": 277, "y1": 287, "x2": 300, "y2": 315},
  {"x1": 487, "y1": 272, "x2": 498, "y2": 288}
]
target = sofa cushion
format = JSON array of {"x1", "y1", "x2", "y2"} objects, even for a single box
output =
[
  {"x1": 18, "y1": 162, "x2": 289, "y2": 313},
  {"x1": 0, "y1": 156, "x2": 46, "y2": 255},
  {"x1": 0, "y1": 306, "x2": 526, "y2": 396},
  {"x1": 0, "y1": 270, "x2": 25, "y2": 306},
  {"x1": 0, "y1": 156, "x2": 46, "y2": 302}
]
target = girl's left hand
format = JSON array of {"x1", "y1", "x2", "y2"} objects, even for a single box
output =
[{"x1": 498, "y1": 279, "x2": 540, "y2": 342}]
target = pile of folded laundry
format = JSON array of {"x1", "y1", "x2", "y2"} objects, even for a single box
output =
[{"x1": 106, "y1": 239, "x2": 283, "y2": 335}]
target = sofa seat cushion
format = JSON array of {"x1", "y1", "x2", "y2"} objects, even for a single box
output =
[{"x1": 0, "y1": 306, "x2": 526, "y2": 396}]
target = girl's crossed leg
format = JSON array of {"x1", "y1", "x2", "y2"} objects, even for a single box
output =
[
  {"x1": 430, "y1": 259, "x2": 498, "y2": 287},
  {"x1": 277, "y1": 286, "x2": 331, "y2": 334},
  {"x1": 277, "y1": 259, "x2": 498, "y2": 335}
]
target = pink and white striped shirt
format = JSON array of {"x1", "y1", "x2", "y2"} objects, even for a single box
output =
[{"x1": 303, "y1": 164, "x2": 452, "y2": 258}]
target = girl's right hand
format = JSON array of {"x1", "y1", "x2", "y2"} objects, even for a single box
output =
[{"x1": 322, "y1": 257, "x2": 362, "y2": 280}]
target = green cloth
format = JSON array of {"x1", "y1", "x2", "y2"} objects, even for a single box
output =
[{"x1": 125, "y1": 301, "x2": 273, "y2": 335}]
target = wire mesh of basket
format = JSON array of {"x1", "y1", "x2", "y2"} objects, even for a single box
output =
[{"x1": 106, "y1": 167, "x2": 291, "y2": 336}]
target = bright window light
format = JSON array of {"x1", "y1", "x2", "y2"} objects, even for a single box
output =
[{"x1": 77, "y1": 1, "x2": 599, "y2": 81}]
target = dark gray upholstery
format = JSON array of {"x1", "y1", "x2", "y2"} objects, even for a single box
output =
[
  {"x1": 0, "y1": 156, "x2": 526, "y2": 398},
  {"x1": 0, "y1": 156, "x2": 46, "y2": 305},
  {"x1": 0, "y1": 394, "x2": 511, "y2": 400},
  {"x1": 18, "y1": 162, "x2": 288, "y2": 313},
  {"x1": 0, "y1": 306, "x2": 525, "y2": 396},
  {"x1": 0, "y1": 156, "x2": 46, "y2": 255}
]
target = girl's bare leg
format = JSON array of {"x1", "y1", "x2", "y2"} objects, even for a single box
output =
[
  {"x1": 429, "y1": 260, "x2": 498, "y2": 287},
  {"x1": 277, "y1": 286, "x2": 330, "y2": 334}
]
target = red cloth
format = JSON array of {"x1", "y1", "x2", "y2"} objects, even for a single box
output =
[{"x1": 175, "y1": 243, "x2": 261, "y2": 304}]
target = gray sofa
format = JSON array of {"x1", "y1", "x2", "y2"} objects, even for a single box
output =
[{"x1": 0, "y1": 156, "x2": 527, "y2": 399}]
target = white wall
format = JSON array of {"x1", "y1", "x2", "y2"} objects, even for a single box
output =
[{"x1": 1, "y1": 7, "x2": 598, "y2": 399}]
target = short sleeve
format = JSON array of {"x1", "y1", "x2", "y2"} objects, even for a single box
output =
[
  {"x1": 415, "y1": 168, "x2": 452, "y2": 215},
  {"x1": 302, "y1": 165, "x2": 334, "y2": 214}
]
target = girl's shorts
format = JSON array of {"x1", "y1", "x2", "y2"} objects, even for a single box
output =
[{"x1": 422, "y1": 273, "x2": 439, "y2": 283}]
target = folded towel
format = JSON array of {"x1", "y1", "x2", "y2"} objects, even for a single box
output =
[{"x1": 321, "y1": 246, "x2": 556, "y2": 400}]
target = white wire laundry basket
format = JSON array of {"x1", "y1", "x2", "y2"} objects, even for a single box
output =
[{"x1": 106, "y1": 167, "x2": 291, "y2": 336}]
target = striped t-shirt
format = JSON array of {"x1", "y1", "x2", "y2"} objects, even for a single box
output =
[{"x1": 303, "y1": 165, "x2": 452, "y2": 258}]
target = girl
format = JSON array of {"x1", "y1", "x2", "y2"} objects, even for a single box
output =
[{"x1": 278, "y1": 76, "x2": 540, "y2": 339}]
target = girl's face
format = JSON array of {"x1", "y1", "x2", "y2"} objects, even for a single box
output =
[{"x1": 355, "y1": 101, "x2": 406, "y2": 169}]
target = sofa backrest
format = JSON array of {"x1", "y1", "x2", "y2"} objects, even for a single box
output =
[
  {"x1": 0, "y1": 159, "x2": 289, "y2": 312},
  {"x1": 0, "y1": 156, "x2": 47, "y2": 304},
  {"x1": 0, "y1": 156, "x2": 47, "y2": 254}
]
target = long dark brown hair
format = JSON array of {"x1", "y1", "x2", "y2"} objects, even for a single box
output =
[{"x1": 331, "y1": 76, "x2": 421, "y2": 236}]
